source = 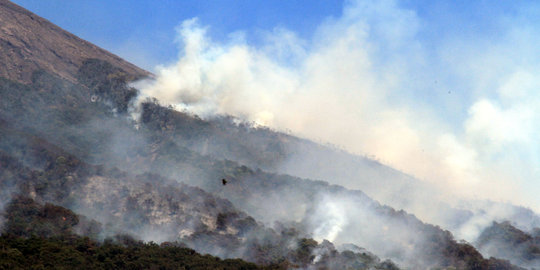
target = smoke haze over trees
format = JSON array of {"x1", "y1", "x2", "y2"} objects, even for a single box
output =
[{"x1": 1, "y1": 0, "x2": 540, "y2": 269}]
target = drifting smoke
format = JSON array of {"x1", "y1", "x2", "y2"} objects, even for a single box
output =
[
  {"x1": 309, "y1": 195, "x2": 348, "y2": 243},
  {"x1": 303, "y1": 190, "x2": 424, "y2": 266},
  {"x1": 137, "y1": 0, "x2": 540, "y2": 214}
]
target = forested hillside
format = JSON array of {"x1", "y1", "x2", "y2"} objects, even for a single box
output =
[{"x1": 0, "y1": 0, "x2": 535, "y2": 269}]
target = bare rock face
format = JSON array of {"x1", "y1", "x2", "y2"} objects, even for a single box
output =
[{"x1": 0, "y1": 0, "x2": 150, "y2": 84}]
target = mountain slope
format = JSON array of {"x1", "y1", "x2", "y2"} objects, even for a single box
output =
[
  {"x1": 477, "y1": 221, "x2": 540, "y2": 268},
  {"x1": 1, "y1": 196, "x2": 275, "y2": 270},
  {"x1": 142, "y1": 92, "x2": 540, "y2": 246},
  {"x1": 0, "y1": 0, "x2": 150, "y2": 84},
  {"x1": 0, "y1": 1, "x2": 527, "y2": 269},
  {"x1": 0, "y1": 109, "x2": 400, "y2": 269}
]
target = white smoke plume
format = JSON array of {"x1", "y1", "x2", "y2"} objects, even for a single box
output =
[
  {"x1": 137, "y1": 0, "x2": 540, "y2": 221},
  {"x1": 309, "y1": 195, "x2": 348, "y2": 243}
]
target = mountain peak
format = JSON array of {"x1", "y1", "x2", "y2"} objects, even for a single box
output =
[{"x1": 0, "y1": 0, "x2": 150, "y2": 84}]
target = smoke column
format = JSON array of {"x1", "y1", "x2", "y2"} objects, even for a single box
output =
[{"x1": 137, "y1": 0, "x2": 540, "y2": 213}]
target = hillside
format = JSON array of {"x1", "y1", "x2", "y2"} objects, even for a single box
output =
[
  {"x1": 0, "y1": 98, "x2": 399, "y2": 269},
  {"x1": 1, "y1": 196, "x2": 278, "y2": 270},
  {"x1": 0, "y1": 60, "x2": 520, "y2": 268},
  {"x1": 0, "y1": 0, "x2": 533, "y2": 269},
  {"x1": 0, "y1": 0, "x2": 149, "y2": 84},
  {"x1": 476, "y1": 221, "x2": 540, "y2": 268}
]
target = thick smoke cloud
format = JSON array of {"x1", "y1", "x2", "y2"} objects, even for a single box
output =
[{"x1": 138, "y1": 0, "x2": 540, "y2": 219}]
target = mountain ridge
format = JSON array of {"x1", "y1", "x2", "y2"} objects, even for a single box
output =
[
  {"x1": 0, "y1": 0, "x2": 150, "y2": 84},
  {"x1": 0, "y1": 0, "x2": 534, "y2": 268}
]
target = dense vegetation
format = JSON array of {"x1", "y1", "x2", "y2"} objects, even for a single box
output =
[
  {"x1": 477, "y1": 221, "x2": 540, "y2": 267},
  {"x1": 0, "y1": 235, "x2": 273, "y2": 270},
  {"x1": 1, "y1": 196, "x2": 272, "y2": 269},
  {"x1": 0, "y1": 193, "x2": 399, "y2": 269},
  {"x1": 2, "y1": 4, "x2": 536, "y2": 268},
  {"x1": 0, "y1": 59, "x2": 524, "y2": 269},
  {"x1": 0, "y1": 79, "x2": 399, "y2": 268},
  {"x1": 77, "y1": 58, "x2": 139, "y2": 113}
]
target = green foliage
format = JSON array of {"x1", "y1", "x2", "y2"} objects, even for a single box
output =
[
  {"x1": 0, "y1": 197, "x2": 279, "y2": 269},
  {"x1": 0, "y1": 234, "x2": 276, "y2": 270},
  {"x1": 3, "y1": 196, "x2": 80, "y2": 238},
  {"x1": 478, "y1": 221, "x2": 533, "y2": 247},
  {"x1": 477, "y1": 221, "x2": 540, "y2": 265},
  {"x1": 0, "y1": 56, "x2": 524, "y2": 270},
  {"x1": 77, "y1": 58, "x2": 138, "y2": 113},
  {"x1": 139, "y1": 100, "x2": 288, "y2": 169},
  {"x1": 294, "y1": 238, "x2": 317, "y2": 265}
]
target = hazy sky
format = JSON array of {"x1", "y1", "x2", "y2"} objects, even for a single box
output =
[{"x1": 13, "y1": 0, "x2": 540, "y2": 211}]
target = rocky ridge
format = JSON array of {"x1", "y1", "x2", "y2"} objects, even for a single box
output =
[{"x1": 0, "y1": 0, "x2": 150, "y2": 84}]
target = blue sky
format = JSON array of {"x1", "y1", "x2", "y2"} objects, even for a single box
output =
[
  {"x1": 12, "y1": 0, "x2": 344, "y2": 69},
  {"x1": 13, "y1": 0, "x2": 528, "y2": 70},
  {"x1": 12, "y1": 0, "x2": 540, "y2": 211}
]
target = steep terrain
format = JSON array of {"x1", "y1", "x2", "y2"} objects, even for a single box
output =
[
  {"x1": 136, "y1": 100, "x2": 522, "y2": 268},
  {"x1": 143, "y1": 103, "x2": 540, "y2": 242},
  {"x1": 0, "y1": 0, "x2": 149, "y2": 84},
  {"x1": 0, "y1": 63, "x2": 518, "y2": 268},
  {"x1": 0, "y1": 0, "x2": 533, "y2": 269},
  {"x1": 476, "y1": 221, "x2": 540, "y2": 268},
  {"x1": 0, "y1": 109, "x2": 398, "y2": 269},
  {"x1": 1, "y1": 196, "x2": 276, "y2": 270}
]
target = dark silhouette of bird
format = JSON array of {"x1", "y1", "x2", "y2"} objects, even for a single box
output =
[{"x1": 222, "y1": 178, "x2": 227, "y2": 185}]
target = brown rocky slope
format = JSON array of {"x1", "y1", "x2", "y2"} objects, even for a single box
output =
[{"x1": 0, "y1": 0, "x2": 150, "y2": 84}]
